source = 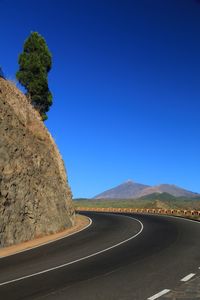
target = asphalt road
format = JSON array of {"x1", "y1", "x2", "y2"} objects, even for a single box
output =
[{"x1": 0, "y1": 212, "x2": 200, "y2": 300}]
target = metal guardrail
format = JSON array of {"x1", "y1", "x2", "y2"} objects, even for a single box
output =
[{"x1": 76, "y1": 207, "x2": 200, "y2": 217}]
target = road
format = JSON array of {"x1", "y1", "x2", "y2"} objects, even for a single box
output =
[{"x1": 0, "y1": 212, "x2": 200, "y2": 300}]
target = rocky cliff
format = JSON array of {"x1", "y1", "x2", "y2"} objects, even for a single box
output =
[{"x1": 0, "y1": 78, "x2": 74, "y2": 247}]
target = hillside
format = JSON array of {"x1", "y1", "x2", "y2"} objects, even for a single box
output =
[
  {"x1": 75, "y1": 192, "x2": 200, "y2": 210},
  {"x1": 138, "y1": 184, "x2": 199, "y2": 198},
  {"x1": 0, "y1": 78, "x2": 75, "y2": 247},
  {"x1": 94, "y1": 180, "x2": 199, "y2": 199}
]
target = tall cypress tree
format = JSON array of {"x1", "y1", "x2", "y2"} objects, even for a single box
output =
[
  {"x1": 16, "y1": 32, "x2": 52, "y2": 121},
  {"x1": 0, "y1": 66, "x2": 5, "y2": 79}
]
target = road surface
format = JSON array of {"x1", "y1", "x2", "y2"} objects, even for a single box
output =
[{"x1": 0, "y1": 212, "x2": 200, "y2": 299}]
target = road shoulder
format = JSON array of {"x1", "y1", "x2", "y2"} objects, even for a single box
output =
[{"x1": 0, "y1": 214, "x2": 90, "y2": 258}]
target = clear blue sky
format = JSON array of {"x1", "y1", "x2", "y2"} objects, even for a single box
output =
[{"x1": 1, "y1": 0, "x2": 200, "y2": 197}]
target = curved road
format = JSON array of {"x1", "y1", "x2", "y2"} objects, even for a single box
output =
[{"x1": 0, "y1": 212, "x2": 200, "y2": 299}]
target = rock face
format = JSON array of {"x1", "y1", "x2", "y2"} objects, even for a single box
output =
[{"x1": 0, "y1": 78, "x2": 74, "y2": 247}]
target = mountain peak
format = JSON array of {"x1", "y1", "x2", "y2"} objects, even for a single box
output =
[
  {"x1": 94, "y1": 180, "x2": 150, "y2": 199},
  {"x1": 93, "y1": 180, "x2": 199, "y2": 199},
  {"x1": 125, "y1": 179, "x2": 134, "y2": 183}
]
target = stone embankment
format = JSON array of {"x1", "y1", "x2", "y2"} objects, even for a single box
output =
[{"x1": 0, "y1": 78, "x2": 75, "y2": 247}]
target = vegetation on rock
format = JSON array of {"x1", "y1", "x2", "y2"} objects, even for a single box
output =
[
  {"x1": 0, "y1": 66, "x2": 5, "y2": 79},
  {"x1": 16, "y1": 32, "x2": 52, "y2": 121}
]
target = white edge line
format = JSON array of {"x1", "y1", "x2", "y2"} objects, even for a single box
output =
[
  {"x1": 140, "y1": 212, "x2": 200, "y2": 225},
  {"x1": 131, "y1": 211, "x2": 200, "y2": 224},
  {"x1": 0, "y1": 216, "x2": 92, "y2": 259},
  {"x1": 0, "y1": 215, "x2": 144, "y2": 287},
  {"x1": 180, "y1": 273, "x2": 196, "y2": 282},
  {"x1": 147, "y1": 289, "x2": 171, "y2": 300}
]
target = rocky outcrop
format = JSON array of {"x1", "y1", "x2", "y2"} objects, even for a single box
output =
[{"x1": 0, "y1": 78, "x2": 74, "y2": 247}]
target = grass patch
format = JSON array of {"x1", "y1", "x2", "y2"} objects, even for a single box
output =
[{"x1": 73, "y1": 194, "x2": 200, "y2": 210}]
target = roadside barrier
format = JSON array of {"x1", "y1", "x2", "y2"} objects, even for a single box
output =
[{"x1": 76, "y1": 207, "x2": 200, "y2": 218}]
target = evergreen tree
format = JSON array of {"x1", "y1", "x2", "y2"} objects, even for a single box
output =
[
  {"x1": 16, "y1": 32, "x2": 52, "y2": 121},
  {"x1": 0, "y1": 66, "x2": 5, "y2": 79}
]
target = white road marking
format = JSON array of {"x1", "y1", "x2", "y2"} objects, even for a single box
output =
[
  {"x1": 180, "y1": 273, "x2": 196, "y2": 282},
  {"x1": 140, "y1": 212, "x2": 200, "y2": 225},
  {"x1": 3, "y1": 210, "x2": 198, "y2": 259},
  {"x1": 0, "y1": 216, "x2": 92, "y2": 259},
  {"x1": 0, "y1": 215, "x2": 144, "y2": 286},
  {"x1": 147, "y1": 289, "x2": 171, "y2": 300}
]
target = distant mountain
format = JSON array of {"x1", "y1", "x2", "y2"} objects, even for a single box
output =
[
  {"x1": 93, "y1": 180, "x2": 199, "y2": 199},
  {"x1": 138, "y1": 192, "x2": 177, "y2": 201},
  {"x1": 94, "y1": 180, "x2": 150, "y2": 199},
  {"x1": 138, "y1": 184, "x2": 199, "y2": 198}
]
